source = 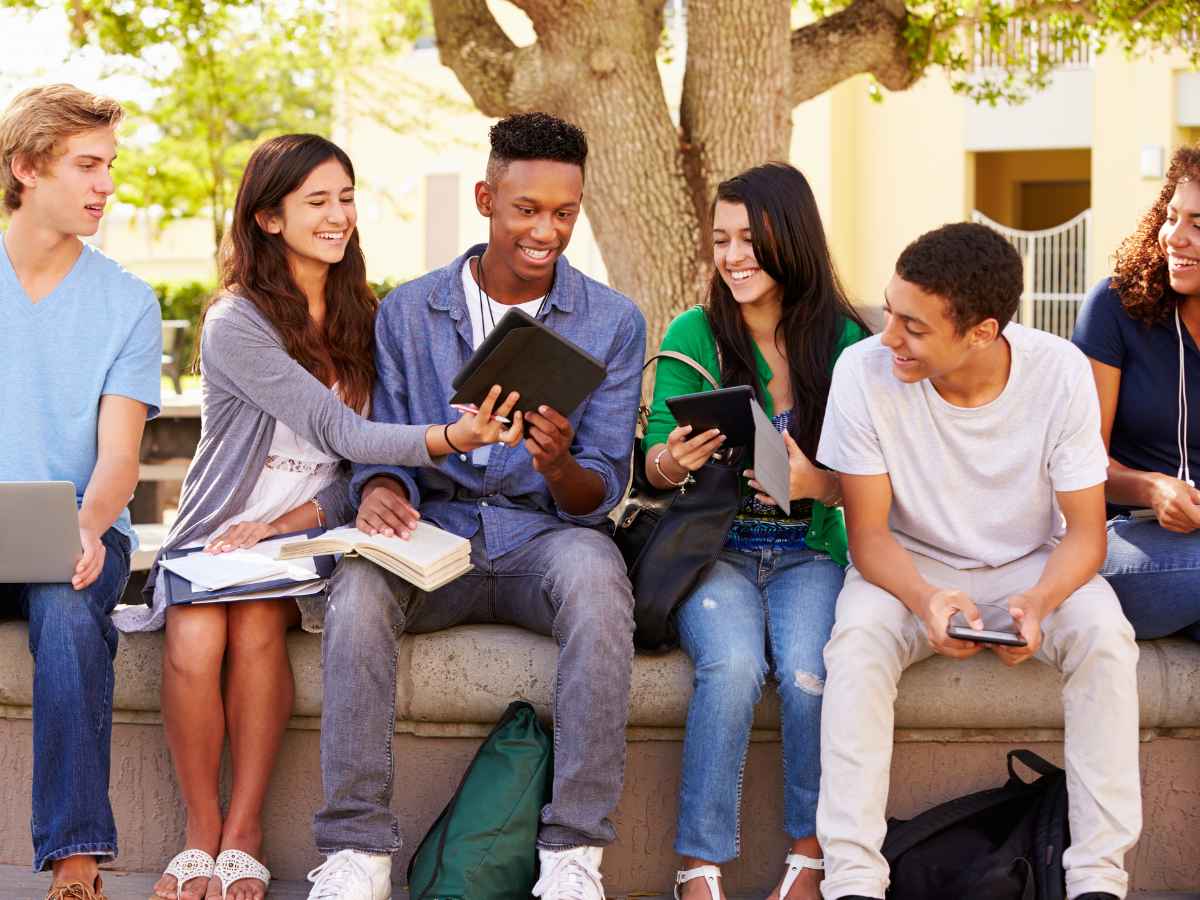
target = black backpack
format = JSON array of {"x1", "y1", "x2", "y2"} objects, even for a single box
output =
[{"x1": 882, "y1": 750, "x2": 1069, "y2": 900}]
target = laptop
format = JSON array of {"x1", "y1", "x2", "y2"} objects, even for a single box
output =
[{"x1": 0, "y1": 481, "x2": 82, "y2": 583}]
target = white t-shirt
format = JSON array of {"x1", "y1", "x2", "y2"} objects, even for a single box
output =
[
  {"x1": 460, "y1": 258, "x2": 543, "y2": 466},
  {"x1": 816, "y1": 323, "x2": 1107, "y2": 569}
]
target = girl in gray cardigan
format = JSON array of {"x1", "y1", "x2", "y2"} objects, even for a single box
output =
[{"x1": 117, "y1": 135, "x2": 519, "y2": 900}]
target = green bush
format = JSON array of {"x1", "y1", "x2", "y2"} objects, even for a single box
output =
[
  {"x1": 154, "y1": 277, "x2": 416, "y2": 369},
  {"x1": 154, "y1": 280, "x2": 215, "y2": 370}
]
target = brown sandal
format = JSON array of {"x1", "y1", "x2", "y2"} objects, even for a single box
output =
[{"x1": 45, "y1": 875, "x2": 106, "y2": 900}]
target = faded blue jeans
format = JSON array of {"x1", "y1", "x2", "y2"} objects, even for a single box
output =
[
  {"x1": 314, "y1": 525, "x2": 635, "y2": 854},
  {"x1": 1102, "y1": 513, "x2": 1200, "y2": 640},
  {"x1": 673, "y1": 546, "x2": 844, "y2": 863},
  {"x1": 0, "y1": 527, "x2": 130, "y2": 872}
]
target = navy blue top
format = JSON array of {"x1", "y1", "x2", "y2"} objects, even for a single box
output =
[
  {"x1": 1071, "y1": 277, "x2": 1200, "y2": 506},
  {"x1": 350, "y1": 245, "x2": 647, "y2": 561}
]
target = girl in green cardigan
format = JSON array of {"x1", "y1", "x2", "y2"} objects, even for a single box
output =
[{"x1": 643, "y1": 163, "x2": 868, "y2": 900}]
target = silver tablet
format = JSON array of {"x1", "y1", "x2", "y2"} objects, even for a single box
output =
[{"x1": 0, "y1": 481, "x2": 82, "y2": 583}]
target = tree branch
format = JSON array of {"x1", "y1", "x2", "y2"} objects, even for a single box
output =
[
  {"x1": 431, "y1": 0, "x2": 544, "y2": 116},
  {"x1": 790, "y1": 0, "x2": 916, "y2": 105}
]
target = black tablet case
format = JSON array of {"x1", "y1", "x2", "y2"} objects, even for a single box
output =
[
  {"x1": 162, "y1": 527, "x2": 334, "y2": 606},
  {"x1": 450, "y1": 308, "x2": 607, "y2": 419},
  {"x1": 665, "y1": 385, "x2": 756, "y2": 448}
]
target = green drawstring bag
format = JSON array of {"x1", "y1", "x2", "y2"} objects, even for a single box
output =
[{"x1": 407, "y1": 700, "x2": 553, "y2": 900}]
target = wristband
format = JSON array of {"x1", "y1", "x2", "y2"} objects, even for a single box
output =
[
  {"x1": 311, "y1": 497, "x2": 325, "y2": 528},
  {"x1": 444, "y1": 422, "x2": 467, "y2": 455}
]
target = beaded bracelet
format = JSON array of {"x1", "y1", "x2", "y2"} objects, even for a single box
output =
[{"x1": 654, "y1": 447, "x2": 689, "y2": 487}]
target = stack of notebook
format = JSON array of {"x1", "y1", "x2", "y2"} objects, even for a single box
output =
[
  {"x1": 159, "y1": 529, "x2": 331, "y2": 606},
  {"x1": 280, "y1": 521, "x2": 473, "y2": 591}
]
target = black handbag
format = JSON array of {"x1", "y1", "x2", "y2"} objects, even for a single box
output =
[{"x1": 612, "y1": 351, "x2": 743, "y2": 651}]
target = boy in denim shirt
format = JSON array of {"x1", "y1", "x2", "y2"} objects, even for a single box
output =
[{"x1": 308, "y1": 113, "x2": 645, "y2": 900}]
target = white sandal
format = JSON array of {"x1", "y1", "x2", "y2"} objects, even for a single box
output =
[
  {"x1": 777, "y1": 853, "x2": 824, "y2": 898},
  {"x1": 160, "y1": 848, "x2": 216, "y2": 897},
  {"x1": 212, "y1": 848, "x2": 271, "y2": 898},
  {"x1": 674, "y1": 864, "x2": 721, "y2": 900}
]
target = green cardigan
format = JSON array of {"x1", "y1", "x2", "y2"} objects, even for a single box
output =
[{"x1": 644, "y1": 305, "x2": 868, "y2": 567}]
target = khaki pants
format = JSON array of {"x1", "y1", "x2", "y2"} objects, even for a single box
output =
[{"x1": 816, "y1": 546, "x2": 1142, "y2": 900}]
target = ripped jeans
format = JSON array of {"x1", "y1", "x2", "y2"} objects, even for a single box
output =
[{"x1": 673, "y1": 546, "x2": 843, "y2": 862}]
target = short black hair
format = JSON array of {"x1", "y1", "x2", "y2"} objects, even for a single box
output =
[
  {"x1": 895, "y1": 222, "x2": 1023, "y2": 333},
  {"x1": 486, "y1": 112, "x2": 588, "y2": 182}
]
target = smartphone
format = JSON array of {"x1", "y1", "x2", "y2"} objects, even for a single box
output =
[{"x1": 947, "y1": 608, "x2": 1028, "y2": 647}]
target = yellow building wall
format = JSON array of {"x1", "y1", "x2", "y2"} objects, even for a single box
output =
[
  {"x1": 1091, "y1": 48, "x2": 1195, "y2": 286},
  {"x1": 802, "y1": 72, "x2": 971, "y2": 310}
]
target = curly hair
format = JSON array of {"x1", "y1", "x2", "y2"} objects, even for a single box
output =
[
  {"x1": 895, "y1": 222, "x2": 1024, "y2": 333},
  {"x1": 486, "y1": 112, "x2": 588, "y2": 181},
  {"x1": 1111, "y1": 144, "x2": 1200, "y2": 325}
]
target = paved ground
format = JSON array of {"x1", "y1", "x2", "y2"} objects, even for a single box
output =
[{"x1": 3, "y1": 867, "x2": 1198, "y2": 899}]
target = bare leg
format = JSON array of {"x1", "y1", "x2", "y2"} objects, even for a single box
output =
[
  {"x1": 156, "y1": 604, "x2": 228, "y2": 900},
  {"x1": 206, "y1": 599, "x2": 299, "y2": 900},
  {"x1": 766, "y1": 835, "x2": 823, "y2": 900},
  {"x1": 678, "y1": 856, "x2": 726, "y2": 900}
]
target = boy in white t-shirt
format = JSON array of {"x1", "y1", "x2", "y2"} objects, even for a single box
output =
[{"x1": 814, "y1": 223, "x2": 1140, "y2": 900}]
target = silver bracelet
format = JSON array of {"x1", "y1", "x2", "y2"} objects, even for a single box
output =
[
  {"x1": 654, "y1": 447, "x2": 689, "y2": 487},
  {"x1": 311, "y1": 497, "x2": 325, "y2": 528}
]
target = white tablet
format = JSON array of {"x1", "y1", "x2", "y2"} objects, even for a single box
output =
[{"x1": 0, "y1": 481, "x2": 82, "y2": 583}]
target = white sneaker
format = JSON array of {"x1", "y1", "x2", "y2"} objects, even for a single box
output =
[
  {"x1": 532, "y1": 846, "x2": 605, "y2": 900},
  {"x1": 306, "y1": 849, "x2": 392, "y2": 900}
]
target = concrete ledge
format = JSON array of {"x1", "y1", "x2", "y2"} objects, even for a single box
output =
[
  {"x1": 2, "y1": 622, "x2": 1199, "y2": 733},
  {"x1": 2, "y1": 621, "x2": 1199, "y2": 893}
]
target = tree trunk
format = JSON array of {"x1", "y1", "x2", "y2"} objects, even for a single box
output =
[{"x1": 431, "y1": 0, "x2": 911, "y2": 346}]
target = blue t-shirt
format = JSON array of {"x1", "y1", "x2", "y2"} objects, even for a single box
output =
[
  {"x1": 0, "y1": 235, "x2": 162, "y2": 544},
  {"x1": 1071, "y1": 277, "x2": 1200, "y2": 506}
]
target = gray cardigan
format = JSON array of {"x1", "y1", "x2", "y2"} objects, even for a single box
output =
[{"x1": 115, "y1": 295, "x2": 435, "y2": 632}]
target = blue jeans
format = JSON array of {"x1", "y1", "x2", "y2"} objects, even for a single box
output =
[
  {"x1": 1102, "y1": 514, "x2": 1200, "y2": 640},
  {"x1": 673, "y1": 546, "x2": 844, "y2": 863},
  {"x1": 0, "y1": 527, "x2": 130, "y2": 872},
  {"x1": 315, "y1": 525, "x2": 634, "y2": 853}
]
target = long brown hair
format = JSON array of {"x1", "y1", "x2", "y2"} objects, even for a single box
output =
[
  {"x1": 199, "y1": 133, "x2": 377, "y2": 411},
  {"x1": 705, "y1": 162, "x2": 868, "y2": 460},
  {"x1": 1112, "y1": 144, "x2": 1200, "y2": 325}
]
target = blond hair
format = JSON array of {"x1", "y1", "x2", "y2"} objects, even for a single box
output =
[{"x1": 0, "y1": 84, "x2": 125, "y2": 213}]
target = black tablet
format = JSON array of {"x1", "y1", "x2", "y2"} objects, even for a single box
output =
[
  {"x1": 665, "y1": 385, "x2": 756, "y2": 448},
  {"x1": 450, "y1": 307, "x2": 608, "y2": 419}
]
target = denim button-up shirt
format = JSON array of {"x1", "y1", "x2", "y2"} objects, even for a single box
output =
[{"x1": 351, "y1": 245, "x2": 647, "y2": 561}]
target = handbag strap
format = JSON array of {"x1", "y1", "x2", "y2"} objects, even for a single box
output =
[{"x1": 641, "y1": 350, "x2": 720, "y2": 390}]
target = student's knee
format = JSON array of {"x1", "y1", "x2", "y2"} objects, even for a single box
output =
[
  {"x1": 548, "y1": 531, "x2": 634, "y2": 636},
  {"x1": 323, "y1": 557, "x2": 407, "y2": 653},
  {"x1": 1048, "y1": 579, "x2": 1139, "y2": 672},
  {"x1": 824, "y1": 604, "x2": 911, "y2": 683},
  {"x1": 225, "y1": 601, "x2": 291, "y2": 657},
  {"x1": 164, "y1": 606, "x2": 227, "y2": 678},
  {"x1": 692, "y1": 644, "x2": 769, "y2": 705},
  {"x1": 26, "y1": 582, "x2": 115, "y2": 659}
]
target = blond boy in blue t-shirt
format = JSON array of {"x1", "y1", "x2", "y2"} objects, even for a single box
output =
[{"x1": 0, "y1": 84, "x2": 161, "y2": 900}]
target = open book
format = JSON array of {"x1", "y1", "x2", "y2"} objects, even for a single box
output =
[{"x1": 279, "y1": 522, "x2": 472, "y2": 592}]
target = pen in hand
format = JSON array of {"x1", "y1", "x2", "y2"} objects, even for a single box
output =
[{"x1": 450, "y1": 402, "x2": 512, "y2": 424}]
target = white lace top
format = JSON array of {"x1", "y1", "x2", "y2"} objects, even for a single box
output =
[{"x1": 192, "y1": 416, "x2": 342, "y2": 549}]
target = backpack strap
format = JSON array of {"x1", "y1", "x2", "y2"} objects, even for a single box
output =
[
  {"x1": 882, "y1": 785, "x2": 1018, "y2": 864},
  {"x1": 1007, "y1": 749, "x2": 1064, "y2": 784}
]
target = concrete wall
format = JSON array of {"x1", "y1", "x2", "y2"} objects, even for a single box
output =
[{"x1": 1, "y1": 719, "x2": 1196, "y2": 894}]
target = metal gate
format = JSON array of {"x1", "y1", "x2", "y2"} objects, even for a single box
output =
[{"x1": 971, "y1": 209, "x2": 1091, "y2": 339}]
